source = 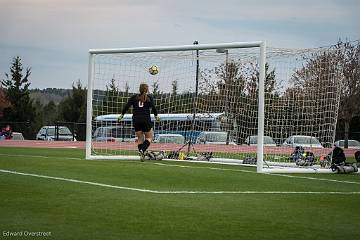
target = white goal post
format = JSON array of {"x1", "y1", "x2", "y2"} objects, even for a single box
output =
[{"x1": 86, "y1": 41, "x2": 342, "y2": 174}]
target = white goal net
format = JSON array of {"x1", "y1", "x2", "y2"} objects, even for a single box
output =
[{"x1": 86, "y1": 42, "x2": 342, "y2": 173}]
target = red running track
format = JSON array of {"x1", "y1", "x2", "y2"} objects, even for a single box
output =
[{"x1": 0, "y1": 140, "x2": 358, "y2": 157}]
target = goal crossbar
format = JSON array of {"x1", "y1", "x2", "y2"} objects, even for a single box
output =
[{"x1": 89, "y1": 41, "x2": 264, "y2": 54}]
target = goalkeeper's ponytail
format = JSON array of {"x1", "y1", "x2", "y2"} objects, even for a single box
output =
[{"x1": 137, "y1": 83, "x2": 149, "y2": 103}]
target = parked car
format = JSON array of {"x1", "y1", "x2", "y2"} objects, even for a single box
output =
[
  {"x1": 334, "y1": 140, "x2": 360, "y2": 149},
  {"x1": 154, "y1": 134, "x2": 185, "y2": 144},
  {"x1": 93, "y1": 126, "x2": 135, "y2": 142},
  {"x1": 245, "y1": 136, "x2": 277, "y2": 147},
  {"x1": 196, "y1": 131, "x2": 237, "y2": 145},
  {"x1": 282, "y1": 135, "x2": 323, "y2": 148},
  {"x1": 36, "y1": 126, "x2": 76, "y2": 141}
]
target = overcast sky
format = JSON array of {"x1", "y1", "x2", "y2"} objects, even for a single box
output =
[{"x1": 0, "y1": 0, "x2": 359, "y2": 89}]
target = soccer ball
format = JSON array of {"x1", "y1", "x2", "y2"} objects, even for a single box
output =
[{"x1": 149, "y1": 65, "x2": 159, "y2": 75}]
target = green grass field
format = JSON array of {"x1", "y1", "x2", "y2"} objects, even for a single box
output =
[{"x1": 1, "y1": 147, "x2": 360, "y2": 240}]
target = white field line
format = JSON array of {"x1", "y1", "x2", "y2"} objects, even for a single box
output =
[
  {"x1": 153, "y1": 162, "x2": 254, "y2": 173},
  {"x1": 1, "y1": 169, "x2": 360, "y2": 195},
  {"x1": 0, "y1": 153, "x2": 133, "y2": 162},
  {"x1": 265, "y1": 172, "x2": 360, "y2": 185},
  {"x1": 152, "y1": 162, "x2": 360, "y2": 185},
  {"x1": 0, "y1": 153, "x2": 84, "y2": 161}
]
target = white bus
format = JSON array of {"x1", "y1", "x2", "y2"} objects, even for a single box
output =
[{"x1": 93, "y1": 113, "x2": 224, "y2": 142}]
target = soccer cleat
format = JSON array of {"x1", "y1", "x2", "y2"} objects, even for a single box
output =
[{"x1": 139, "y1": 150, "x2": 145, "y2": 162}]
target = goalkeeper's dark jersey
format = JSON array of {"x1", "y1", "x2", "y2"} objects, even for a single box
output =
[{"x1": 121, "y1": 94, "x2": 158, "y2": 122}]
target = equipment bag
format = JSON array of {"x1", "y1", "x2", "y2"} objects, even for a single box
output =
[
  {"x1": 290, "y1": 146, "x2": 315, "y2": 166},
  {"x1": 331, "y1": 163, "x2": 358, "y2": 174},
  {"x1": 243, "y1": 157, "x2": 257, "y2": 164},
  {"x1": 328, "y1": 147, "x2": 346, "y2": 165},
  {"x1": 195, "y1": 152, "x2": 212, "y2": 161},
  {"x1": 355, "y1": 151, "x2": 360, "y2": 163},
  {"x1": 328, "y1": 147, "x2": 358, "y2": 174},
  {"x1": 145, "y1": 151, "x2": 165, "y2": 160}
]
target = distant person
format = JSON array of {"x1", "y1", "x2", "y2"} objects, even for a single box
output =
[
  {"x1": 118, "y1": 83, "x2": 160, "y2": 161},
  {"x1": 1, "y1": 124, "x2": 12, "y2": 140}
]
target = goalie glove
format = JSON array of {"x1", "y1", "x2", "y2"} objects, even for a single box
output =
[
  {"x1": 155, "y1": 115, "x2": 160, "y2": 123},
  {"x1": 117, "y1": 114, "x2": 124, "y2": 123}
]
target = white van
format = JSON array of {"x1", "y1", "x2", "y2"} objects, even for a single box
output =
[
  {"x1": 154, "y1": 134, "x2": 185, "y2": 144},
  {"x1": 36, "y1": 126, "x2": 76, "y2": 141},
  {"x1": 282, "y1": 135, "x2": 323, "y2": 148},
  {"x1": 196, "y1": 131, "x2": 237, "y2": 145},
  {"x1": 93, "y1": 126, "x2": 135, "y2": 142}
]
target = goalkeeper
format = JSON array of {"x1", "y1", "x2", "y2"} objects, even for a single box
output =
[{"x1": 118, "y1": 83, "x2": 160, "y2": 161}]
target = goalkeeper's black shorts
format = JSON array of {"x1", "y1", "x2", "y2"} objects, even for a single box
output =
[{"x1": 133, "y1": 119, "x2": 152, "y2": 132}]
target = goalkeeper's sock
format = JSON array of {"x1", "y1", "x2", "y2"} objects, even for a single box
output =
[
  {"x1": 138, "y1": 143, "x2": 143, "y2": 152},
  {"x1": 141, "y1": 140, "x2": 150, "y2": 152}
]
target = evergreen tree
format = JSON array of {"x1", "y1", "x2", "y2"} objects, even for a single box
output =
[
  {"x1": 0, "y1": 87, "x2": 10, "y2": 118},
  {"x1": 58, "y1": 80, "x2": 87, "y2": 140},
  {"x1": 1, "y1": 56, "x2": 35, "y2": 138},
  {"x1": 1, "y1": 56, "x2": 35, "y2": 122},
  {"x1": 43, "y1": 100, "x2": 58, "y2": 124},
  {"x1": 151, "y1": 80, "x2": 161, "y2": 97},
  {"x1": 102, "y1": 78, "x2": 121, "y2": 114},
  {"x1": 124, "y1": 82, "x2": 130, "y2": 96},
  {"x1": 32, "y1": 99, "x2": 45, "y2": 136},
  {"x1": 171, "y1": 80, "x2": 178, "y2": 95}
]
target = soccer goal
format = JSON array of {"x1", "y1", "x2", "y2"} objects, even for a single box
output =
[{"x1": 86, "y1": 41, "x2": 342, "y2": 173}]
